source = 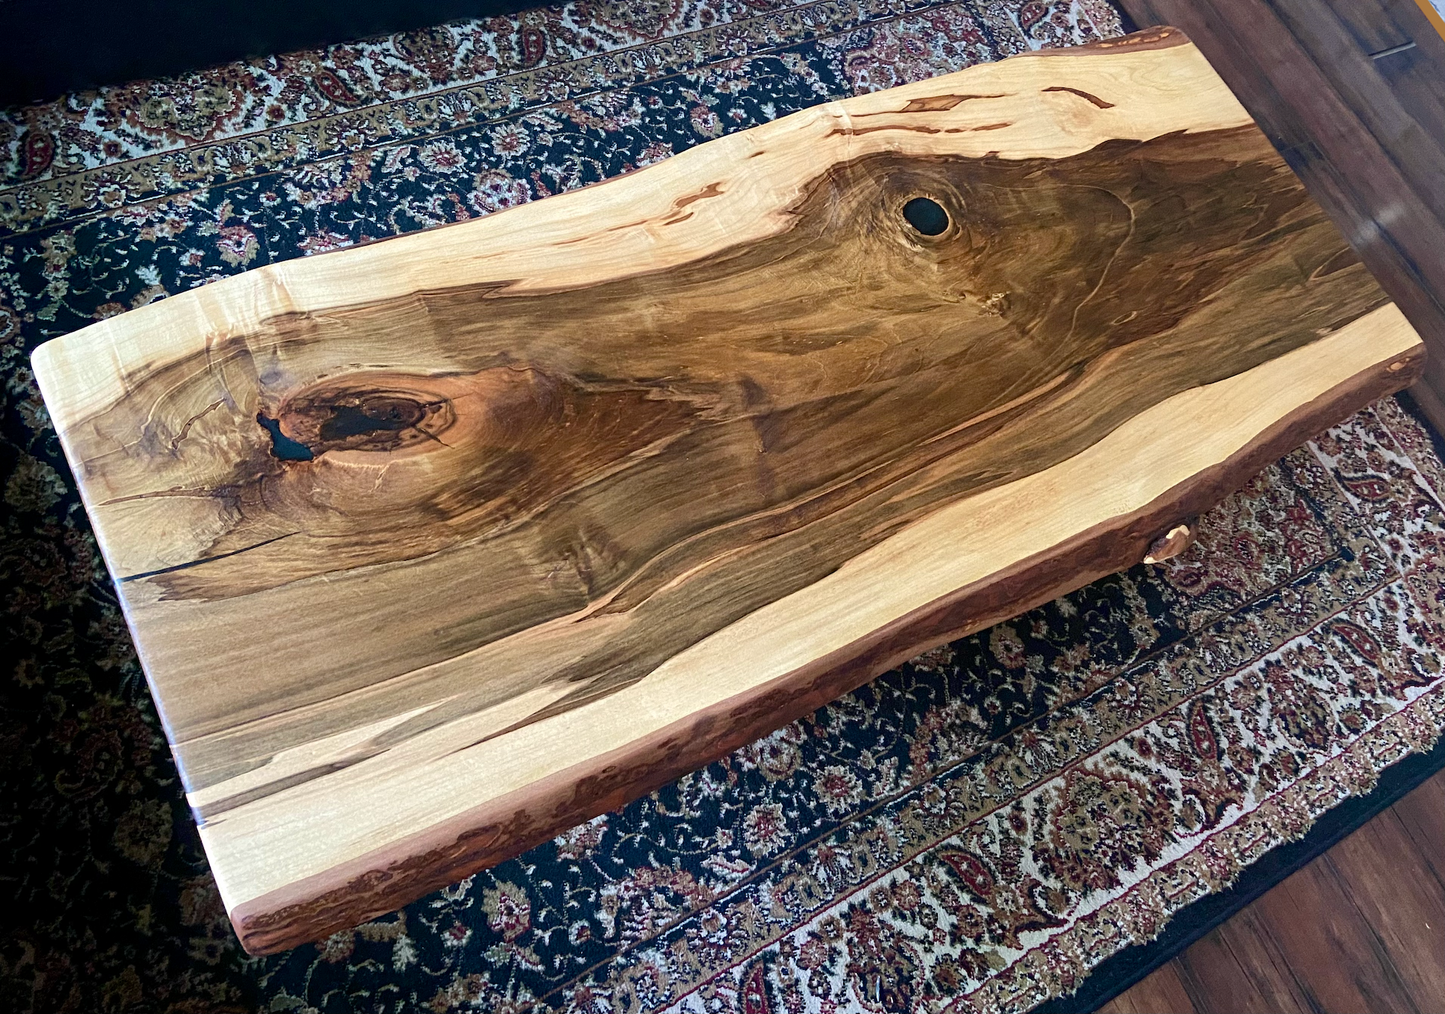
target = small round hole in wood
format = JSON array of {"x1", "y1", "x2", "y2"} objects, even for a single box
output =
[{"x1": 902, "y1": 197, "x2": 949, "y2": 236}]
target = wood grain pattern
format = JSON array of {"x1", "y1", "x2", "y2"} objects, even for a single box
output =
[{"x1": 29, "y1": 28, "x2": 1425, "y2": 954}]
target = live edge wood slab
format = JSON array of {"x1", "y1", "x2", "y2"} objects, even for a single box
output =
[{"x1": 29, "y1": 27, "x2": 1425, "y2": 954}]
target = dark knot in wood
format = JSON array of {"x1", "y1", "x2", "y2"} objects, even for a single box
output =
[{"x1": 274, "y1": 381, "x2": 456, "y2": 457}]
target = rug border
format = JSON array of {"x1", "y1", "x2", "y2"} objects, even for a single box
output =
[{"x1": 1041, "y1": 391, "x2": 1445, "y2": 1013}]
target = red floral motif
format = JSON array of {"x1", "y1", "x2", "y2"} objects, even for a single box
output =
[
  {"x1": 740, "y1": 961, "x2": 772, "y2": 1014},
  {"x1": 815, "y1": 765, "x2": 864, "y2": 814},
  {"x1": 939, "y1": 846, "x2": 1068, "y2": 950},
  {"x1": 556, "y1": 815, "x2": 608, "y2": 859},
  {"x1": 22, "y1": 129, "x2": 53, "y2": 178},
  {"x1": 590, "y1": 0, "x2": 687, "y2": 39},
  {"x1": 743, "y1": 802, "x2": 788, "y2": 855},
  {"x1": 469, "y1": 168, "x2": 532, "y2": 213},
  {"x1": 121, "y1": 75, "x2": 248, "y2": 143},
  {"x1": 843, "y1": 904, "x2": 923, "y2": 1012},
  {"x1": 215, "y1": 225, "x2": 260, "y2": 266},
  {"x1": 1036, "y1": 767, "x2": 1177, "y2": 893},
  {"x1": 735, "y1": 723, "x2": 806, "y2": 781},
  {"x1": 483, "y1": 881, "x2": 532, "y2": 942},
  {"x1": 394, "y1": 25, "x2": 466, "y2": 84}
]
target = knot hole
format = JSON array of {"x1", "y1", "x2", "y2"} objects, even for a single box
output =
[{"x1": 902, "y1": 196, "x2": 949, "y2": 236}]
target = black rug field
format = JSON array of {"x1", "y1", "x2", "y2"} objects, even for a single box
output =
[{"x1": 3, "y1": 1, "x2": 1445, "y2": 1011}]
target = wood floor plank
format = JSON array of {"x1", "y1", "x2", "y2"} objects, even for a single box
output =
[
  {"x1": 1100, "y1": 765, "x2": 1445, "y2": 1013},
  {"x1": 1190, "y1": 843, "x2": 1416, "y2": 1011},
  {"x1": 1322, "y1": 816, "x2": 1445, "y2": 1009},
  {"x1": 1220, "y1": 907, "x2": 1325, "y2": 1014},
  {"x1": 1390, "y1": 768, "x2": 1445, "y2": 895},
  {"x1": 1096, "y1": 959, "x2": 1197, "y2": 1014},
  {"x1": 1328, "y1": 0, "x2": 1445, "y2": 152},
  {"x1": 1267, "y1": 0, "x2": 1445, "y2": 232},
  {"x1": 1172, "y1": 921, "x2": 1313, "y2": 1014},
  {"x1": 1223, "y1": 849, "x2": 1420, "y2": 1013}
]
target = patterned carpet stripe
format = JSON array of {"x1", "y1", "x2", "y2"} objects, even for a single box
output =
[{"x1": 0, "y1": 0, "x2": 1119, "y2": 235}]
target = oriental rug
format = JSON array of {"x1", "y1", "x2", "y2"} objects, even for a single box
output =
[{"x1": 2, "y1": 1, "x2": 1443, "y2": 1012}]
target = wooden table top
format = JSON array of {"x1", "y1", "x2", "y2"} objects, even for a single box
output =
[{"x1": 30, "y1": 27, "x2": 1425, "y2": 954}]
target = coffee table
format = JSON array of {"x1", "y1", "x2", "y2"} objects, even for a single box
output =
[{"x1": 31, "y1": 27, "x2": 1425, "y2": 953}]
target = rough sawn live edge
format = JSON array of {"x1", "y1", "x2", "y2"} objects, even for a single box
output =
[{"x1": 29, "y1": 27, "x2": 1427, "y2": 954}]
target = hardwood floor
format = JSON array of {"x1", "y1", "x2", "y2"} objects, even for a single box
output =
[
  {"x1": 1117, "y1": 0, "x2": 1445, "y2": 433},
  {"x1": 1098, "y1": 767, "x2": 1445, "y2": 1013}
]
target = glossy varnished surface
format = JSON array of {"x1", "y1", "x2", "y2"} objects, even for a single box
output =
[
  {"x1": 91, "y1": 132, "x2": 1388, "y2": 761},
  {"x1": 29, "y1": 29, "x2": 1426, "y2": 952}
]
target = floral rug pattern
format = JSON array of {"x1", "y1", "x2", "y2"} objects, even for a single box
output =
[{"x1": 3, "y1": 1, "x2": 1444, "y2": 1012}]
